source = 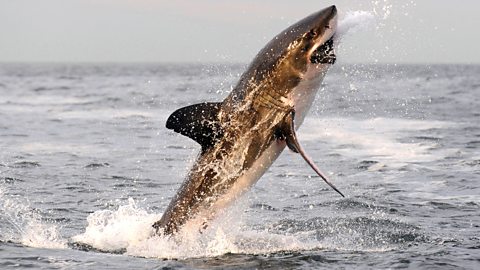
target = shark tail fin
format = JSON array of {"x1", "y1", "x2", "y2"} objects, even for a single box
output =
[{"x1": 166, "y1": 102, "x2": 223, "y2": 150}]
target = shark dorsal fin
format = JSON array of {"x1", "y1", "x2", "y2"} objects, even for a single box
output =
[
  {"x1": 166, "y1": 102, "x2": 223, "y2": 150},
  {"x1": 277, "y1": 110, "x2": 345, "y2": 197}
]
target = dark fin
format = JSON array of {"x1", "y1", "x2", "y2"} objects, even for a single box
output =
[
  {"x1": 278, "y1": 110, "x2": 345, "y2": 197},
  {"x1": 166, "y1": 102, "x2": 223, "y2": 150}
]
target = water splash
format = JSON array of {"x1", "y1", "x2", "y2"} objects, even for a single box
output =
[
  {"x1": 371, "y1": 0, "x2": 393, "y2": 20},
  {"x1": 336, "y1": 11, "x2": 375, "y2": 41},
  {"x1": 72, "y1": 205, "x2": 313, "y2": 259},
  {"x1": 0, "y1": 187, "x2": 67, "y2": 249},
  {"x1": 70, "y1": 197, "x2": 421, "y2": 259},
  {"x1": 71, "y1": 198, "x2": 160, "y2": 253}
]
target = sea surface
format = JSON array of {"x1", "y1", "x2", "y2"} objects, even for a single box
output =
[{"x1": 0, "y1": 63, "x2": 479, "y2": 269}]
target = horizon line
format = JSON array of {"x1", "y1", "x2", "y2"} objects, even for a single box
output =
[{"x1": 0, "y1": 60, "x2": 479, "y2": 66}]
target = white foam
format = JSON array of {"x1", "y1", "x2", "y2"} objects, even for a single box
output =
[
  {"x1": 0, "y1": 187, "x2": 67, "y2": 249},
  {"x1": 20, "y1": 221, "x2": 67, "y2": 249},
  {"x1": 0, "y1": 187, "x2": 401, "y2": 258},
  {"x1": 71, "y1": 198, "x2": 321, "y2": 259},
  {"x1": 70, "y1": 196, "x2": 406, "y2": 258},
  {"x1": 300, "y1": 117, "x2": 457, "y2": 166},
  {"x1": 71, "y1": 198, "x2": 160, "y2": 252}
]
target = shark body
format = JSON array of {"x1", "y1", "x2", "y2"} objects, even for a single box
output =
[{"x1": 154, "y1": 5, "x2": 342, "y2": 236}]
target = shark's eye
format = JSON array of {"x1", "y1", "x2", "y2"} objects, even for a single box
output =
[{"x1": 310, "y1": 38, "x2": 336, "y2": 64}]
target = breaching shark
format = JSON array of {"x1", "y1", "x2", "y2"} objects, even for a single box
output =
[{"x1": 154, "y1": 5, "x2": 342, "y2": 236}]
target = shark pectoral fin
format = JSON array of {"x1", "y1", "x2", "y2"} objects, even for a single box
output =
[
  {"x1": 166, "y1": 102, "x2": 223, "y2": 150},
  {"x1": 282, "y1": 110, "x2": 345, "y2": 198}
]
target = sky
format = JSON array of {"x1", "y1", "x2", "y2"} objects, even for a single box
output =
[{"x1": 0, "y1": 0, "x2": 479, "y2": 64}]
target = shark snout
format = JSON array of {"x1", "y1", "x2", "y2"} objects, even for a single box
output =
[
  {"x1": 327, "y1": 5, "x2": 337, "y2": 17},
  {"x1": 325, "y1": 5, "x2": 338, "y2": 33}
]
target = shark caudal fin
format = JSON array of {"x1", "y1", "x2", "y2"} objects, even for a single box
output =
[
  {"x1": 277, "y1": 110, "x2": 345, "y2": 197},
  {"x1": 166, "y1": 102, "x2": 223, "y2": 150}
]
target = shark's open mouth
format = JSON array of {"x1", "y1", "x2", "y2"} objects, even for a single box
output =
[{"x1": 310, "y1": 37, "x2": 336, "y2": 64}]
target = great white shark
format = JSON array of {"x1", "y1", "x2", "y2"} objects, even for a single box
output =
[{"x1": 154, "y1": 5, "x2": 342, "y2": 236}]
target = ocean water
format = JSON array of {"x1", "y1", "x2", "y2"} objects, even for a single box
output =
[{"x1": 0, "y1": 62, "x2": 479, "y2": 269}]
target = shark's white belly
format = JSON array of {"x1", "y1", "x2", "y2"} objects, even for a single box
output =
[{"x1": 290, "y1": 65, "x2": 326, "y2": 127}]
